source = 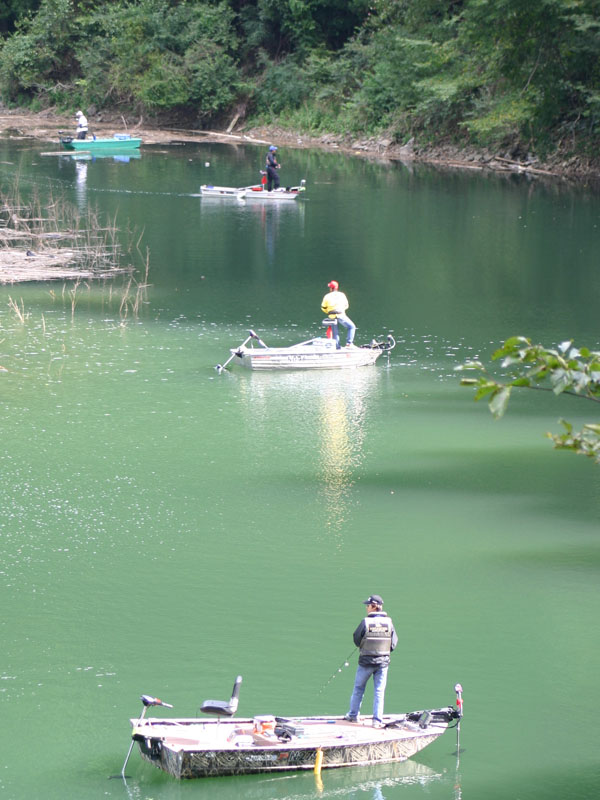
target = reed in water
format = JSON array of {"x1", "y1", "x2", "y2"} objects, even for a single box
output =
[{"x1": 0, "y1": 185, "x2": 135, "y2": 284}]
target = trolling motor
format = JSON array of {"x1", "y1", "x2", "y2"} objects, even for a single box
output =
[
  {"x1": 120, "y1": 694, "x2": 173, "y2": 778},
  {"x1": 215, "y1": 330, "x2": 267, "y2": 372},
  {"x1": 364, "y1": 334, "x2": 396, "y2": 352}
]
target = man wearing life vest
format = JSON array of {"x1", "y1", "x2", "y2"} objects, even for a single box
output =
[
  {"x1": 345, "y1": 595, "x2": 397, "y2": 727},
  {"x1": 320, "y1": 280, "x2": 356, "y2": 349}
]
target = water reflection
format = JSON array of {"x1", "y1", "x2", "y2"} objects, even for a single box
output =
[
  {"x1": 237, "y1": 368, "x2": 381, "y2": 536},
  {"x1": 199, "y1": 196, "x2": 305, "y2": 263},
  {"x1": 122, "y1": 760, "x2": 445, "y2": 800},
  {"x1": 245, "y1": 201, "x2": 306, "y2": 264},
  {"x1": 75, "y1": 159, "x2": 88, "y2": 211},
  {"x1": 62, "y1": 151, "x2": 142, "y2": 212}
]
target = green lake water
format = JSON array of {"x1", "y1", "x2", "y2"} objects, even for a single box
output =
[{"x1": 1, "y1": 137, "x2": 599, "y2": 800}]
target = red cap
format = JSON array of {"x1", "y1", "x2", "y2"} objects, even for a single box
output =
[{"x1": 328, "y1": 280, "x2": 338, "y2": 290}]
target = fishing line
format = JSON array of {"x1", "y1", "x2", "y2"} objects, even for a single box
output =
[{"x1": 317, "y1": 647, "x2": 357, "y2": 695}]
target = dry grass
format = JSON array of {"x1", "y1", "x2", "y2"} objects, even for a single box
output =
[{"x1": 0, "y1": 186, "x2": 134, "y2": 284}]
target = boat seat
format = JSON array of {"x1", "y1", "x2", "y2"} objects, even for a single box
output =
[{"x1": 200, "y1": 675, "x2": 242, "y2": 717}]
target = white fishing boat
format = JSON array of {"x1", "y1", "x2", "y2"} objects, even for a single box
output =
[
  {"x1": 122, "y1": 679, "x2": 463, "y2": 780},
  {"x1": 216, "y1": 329, "x2": 396, "y2": 372},
  {"x1": 199, "y1": 184, "x2": 249, "y2": 197},
  {"x1": 200, "y1": 179, "x2": 306, "y2": 200},
  {"x1": 243, "y1": 180, "x2": 306, "y2": 200}
]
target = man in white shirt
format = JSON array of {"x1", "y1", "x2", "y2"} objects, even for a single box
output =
[{"x1": 75, "y1": 110, "x2": 88, "y2": 140}]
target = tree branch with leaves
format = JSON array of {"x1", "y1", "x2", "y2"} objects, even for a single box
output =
[{"x1": 456, "y1": 336, "x2": 600, "y2": 463}]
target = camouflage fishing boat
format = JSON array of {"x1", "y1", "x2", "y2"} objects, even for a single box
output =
[{"x1": 122, "y1": 678, "x2": 463, "y2": 780}]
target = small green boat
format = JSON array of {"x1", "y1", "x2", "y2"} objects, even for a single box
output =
[{"x1": 60, "y1": 134, "x2": 142, "y2": 152}]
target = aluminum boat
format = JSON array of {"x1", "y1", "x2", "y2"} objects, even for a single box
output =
[
  {"x1": 216, "y1": 329, "x2": 396, "y2": 372},
  {"x1": 200, "y1": 179, "x2": 306, "y2": 200}
]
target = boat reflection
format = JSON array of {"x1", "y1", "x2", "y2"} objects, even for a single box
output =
[
  {"x1": 122, "y1": 759, "x2": 445, "y2": 800},
  {"x1": 75, "y1": 159, "x2": 88, "y2": 211},
  {"x1": 60, "y1": 150, "x2": 140, "y2": 211},
  {"x1": 237, "y1": 367, "x2": 382, "y2": 538},
  {"x1": 69, "y1": 151, "x2": 141, "y2": 162},
  {"x1": 251, "y1": 201, "x2": 305, "y2": 264},
  {"x1": 199, "y1": 194, "x2": 305, "y2": 262}
]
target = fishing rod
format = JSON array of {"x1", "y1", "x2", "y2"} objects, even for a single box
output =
[{"x1": 317, "y1": 648, "x2": 357, "y2": 694}]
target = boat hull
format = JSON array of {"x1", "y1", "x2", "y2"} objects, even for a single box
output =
[
  {"x1": 200, "y1": 184, "x2": 246, "y2": 197},
  {"x1": 61, "y1": 136, "x2": 141, "y2": 152},
  {"x1": 132, "y1": 713, "x2": 450, "y2": 780},
  {"x1": 242, "y1": 186, "x2": 304, "y2": 200},
  {"x1": 200, "y1": 184, "x2": 305, "y2": 200}
]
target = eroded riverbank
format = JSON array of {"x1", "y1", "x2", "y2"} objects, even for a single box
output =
[{"x1": 1, "y1": 108, "x2": 598, "y2": 183}]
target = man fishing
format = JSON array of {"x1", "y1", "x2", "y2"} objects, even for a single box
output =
[
  {"x1": 345, "y1": 595, "x2": 397, "y2": 727},
  {"x1": 75, "y1": 110, "x2": 88, "y2": 140},
  {"x1": 321, "y1": 280, "x2": 356, "y2": 349},
  {"x1": 265, "y1": 145, "x2": 280, "y2": 191}
]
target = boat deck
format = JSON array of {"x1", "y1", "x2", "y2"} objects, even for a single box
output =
[{"x1": 132, "y1": 714, "x2": 446, "y2": 752}]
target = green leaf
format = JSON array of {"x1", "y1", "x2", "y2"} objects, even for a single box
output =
[
  {"x1": 489, "y1": 387, "x2": 511, "y2": 418},
  {"x1": 510, "y1": 377, "x2": 531, "y2": 387},
  {"x1": 474, "y1": 381, "x2": 500, "y2": 400},
  {"x1": 551, "y1": 369, "x2": 571, "y2": 395}
]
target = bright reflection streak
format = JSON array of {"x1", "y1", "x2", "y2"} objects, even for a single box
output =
[{"x1": 238, "y1": 367, "x2": 382, "y2": 537}]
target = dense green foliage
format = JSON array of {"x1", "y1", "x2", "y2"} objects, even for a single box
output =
[
  {"x1": 2, "y1": 0, "x2": 600, "y2": 156},
  {"x1": 458, "y1": 337, "x2": 600, "y2": 463}
]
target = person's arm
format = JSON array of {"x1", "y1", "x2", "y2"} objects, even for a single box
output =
[
  {"x1": 390, "y1": 626, "x2": 398, "y2": 652},
  {"x1": 353, "y1": 620, "x2": 366, "y2": 647}
]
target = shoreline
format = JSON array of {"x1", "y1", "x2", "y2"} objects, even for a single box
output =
[{"x1": 1, "y1": 108, "x2": 599, "y2": 184}]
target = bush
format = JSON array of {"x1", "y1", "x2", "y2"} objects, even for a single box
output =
[{"x1": 0, "y1": 0, "x2": 78, "y2": 103}]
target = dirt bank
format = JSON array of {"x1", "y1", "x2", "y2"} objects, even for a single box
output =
[{"x1": 1, "y1": 107, "x2": 598, "y2": 183}]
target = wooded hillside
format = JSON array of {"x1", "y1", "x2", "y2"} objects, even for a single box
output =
[{"x1": 1, "y1": 0, "x2": 599, "y2": 163}]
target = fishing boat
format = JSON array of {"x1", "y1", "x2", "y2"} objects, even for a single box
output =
[
  {"x1": 59, "y1": 133, "x2": 142, "y2": 152},
  {"x1": 122, "y1": 679, "x2": 463, "y2": 780},
  {"x1": 199, "y1": 184, "x2": 249, "y2": 197},
  {"x1": 216, "y1": 328, "x2": 396, "y2": 372},
  {"x1": 200, "y1": 179, "x2": 306, "y2": 200}
]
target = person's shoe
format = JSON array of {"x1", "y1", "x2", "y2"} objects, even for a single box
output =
[
  {"x1": 343, "y1": 715, "x2": 358, "y2": 722},
  {"x1": 345, "y1": 343, "x2": 354, "y2": 348},
  {"x1": 372, "y1": 720, "x2": 385, "y2": 728}
]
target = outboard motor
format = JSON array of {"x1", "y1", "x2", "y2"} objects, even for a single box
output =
[{"x1": 200, "y1": 675, "x2": 242, "y2": 718}]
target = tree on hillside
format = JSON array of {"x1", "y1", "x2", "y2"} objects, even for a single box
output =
[
  {"x1": 0, "y1": 0, "x2": 41, "y2": 35},
  {"x1": 233, "y1": 0, "x2": 371, "y2": 57},
  {"x1": 457, "y1": 337, "x2": 600, "y2": 463}
]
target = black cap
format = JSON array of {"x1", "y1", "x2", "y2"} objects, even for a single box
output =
[{"x1": 363, "y1": 595, "x2": 383, "y2": 606}]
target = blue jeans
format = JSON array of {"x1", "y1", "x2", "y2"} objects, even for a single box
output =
[
  {"x1": 347, "y1": 663, "x2": 388, "y2": 721},
  {"x1": 331, "y1": 314, "x2": 356, "y2": 348}
]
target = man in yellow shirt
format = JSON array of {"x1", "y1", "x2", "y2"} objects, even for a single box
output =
[{"x1": 321, "y1": 280, "x2": 356, "y2": 349}]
